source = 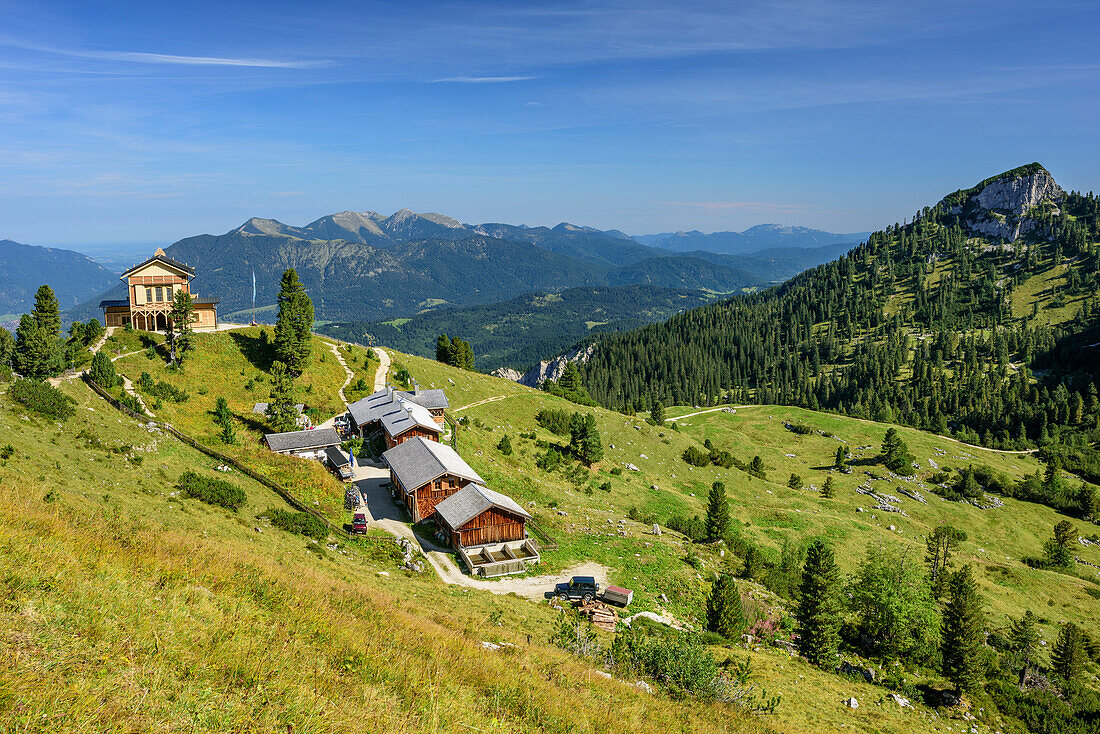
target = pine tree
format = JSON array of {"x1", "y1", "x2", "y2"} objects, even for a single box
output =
[
  {"x1": 705, "y1": 481, "x2": 731, "y2": 541},
  {"x1": 265, "y1": 360, "x2": 298, "y2": 432},
  {"x1": 32, "y1": 284, "x2": 60, "y2": 339},
  {"x1": 88, "y1": 351, "x2": 116, "y2": 388},
  {"x1": 214, "y1": 397, "x2": 236, "y2": 444},
  {"x1": 706, "y1": 574, "x2": 746, "y2": 639},
  {"x1": 941, "y1": 566, "x2": 985, "y2": 694},
  {"x1": 821, "y1": 476, "x2": 835, "y2": 498},
  {"x1": 833, "y1": 446, "x2": 848, "y2": 470},
  {"x1": 1008, "y1": 610, "x2": 1040, "y2": 670},
  {"x1": 650, "y1": 399, "x2": 664, "y2": 425},
  {"x1": 497, "y1": 433, "x2": 513, "y2": 456},
  {"x1": 796, "y1": 539, "x2": 842, "y2": 668},
  {"x1": 787, "y1": 473, "x2": 802, "y2": 490},
  {"x1": 1051, "y1": 622, "x2": 1085, "y2": 682},
  {"x1": 167, "y1": 290, "x2": 196, "y2": 364},
  {"x1": 558, "y1": 362, "x2": 581, "y2": 392},
  {"x1": 274, "y1": 269, "x2": 313, "y2": 373}
]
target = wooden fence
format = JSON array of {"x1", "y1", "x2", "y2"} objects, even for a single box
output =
[{"x1": 82, "y1": 374, "x2": 359, "y2": 542}]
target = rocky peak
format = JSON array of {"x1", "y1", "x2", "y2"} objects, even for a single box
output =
[
  {"x1": 941, "y1": 164, "x2": 1063, "y2": 242},
  {"x1": 491, "y1": 343, "x2": 597, "y2": 388}
]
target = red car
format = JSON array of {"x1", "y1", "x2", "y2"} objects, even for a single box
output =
[{"x1": 351, "y1": 513, "x2": 368, "y2": 535}]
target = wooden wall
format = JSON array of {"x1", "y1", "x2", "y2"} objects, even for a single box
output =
[
  {"x1": 386, "y1": 425, "x2": 441, "y2": 449},
  {"x1": 410, "y1": 473, "x2": 466, "y2": 522},
  {"x1": 450, "y1": 507, "x2": 526, "y2": 548}
]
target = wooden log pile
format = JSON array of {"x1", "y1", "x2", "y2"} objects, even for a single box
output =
[{"x1": 579, "y1": 600, "x2": 618, "y2": 632}]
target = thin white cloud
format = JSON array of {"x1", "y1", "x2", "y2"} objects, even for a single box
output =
[
  {"x1": 0, "y1": 38, "x2": 326, "y2": 68},
  {"x1": 431, "y1": 75, "x2": 539, "y2": 83}
]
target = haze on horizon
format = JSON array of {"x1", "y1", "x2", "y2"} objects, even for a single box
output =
[{"x1": 2, "y1": 0, "x2": 1099, "y2": 246}]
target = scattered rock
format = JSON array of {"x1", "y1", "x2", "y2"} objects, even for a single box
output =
[
  {"x1": 887, "y1": 693, "x2": 912, "y2": 708},
  {"x1": 846, "y1": 697, "x2": 859, "y2": 709},
  {"x1": 594, "y1": 670, "x2": 612, "y2": 680},
  {"x1": 652, "y1": 524, "x2": 661, "y2": 536},
  {"x1": 634, "y1": 680, "x2": 653, "y2": 694}
]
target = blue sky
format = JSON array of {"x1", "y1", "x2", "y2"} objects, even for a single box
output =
[{"x1": 2, "y1": 0, "x2": 1099, "y2": 247}]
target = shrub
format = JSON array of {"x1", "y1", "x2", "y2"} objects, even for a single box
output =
[
  {"x1": 88, "y1": 351, "x2": 117, "y2": 389},
  {"x1": 263, "y1": 508, "x2": 328, "y2": 540},
  {"x1": 682, "y1": 446, "x2": 710, "y2": 467},
  {"x1": 117, "y1": 392, "x2": 146, "y2": 416},
  {"x1": 786, "y1": 422, "x2": 814, "y2": 435},
  {"x1": 536, "y1": 408, "x2": 573, "y2": 436},
  {"x1": 178, "y1": 470, "x2": 246, "y2": 510},
  {"x1": 9, "y1": 379, "x2": 75, "y2": 421}
]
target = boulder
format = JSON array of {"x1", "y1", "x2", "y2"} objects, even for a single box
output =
[{"x1": 846, "y1": 697, "x2": 859, "y2": 709}]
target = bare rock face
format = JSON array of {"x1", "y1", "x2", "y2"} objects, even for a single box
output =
[
  {"x1": 944, "y1": 165, "x2": 1064, "y2": 242},
  {"x1": 491, "y1": 343, "x2": 597, "y2": 387}
]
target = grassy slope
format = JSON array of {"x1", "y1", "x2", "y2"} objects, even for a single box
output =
[
  {"x1": 0, "y1": 379, "x2": 766, "y2": 734},
  {"x1": 14, "y1": 330, "x2": 1097, "y2": 733},
  {"x1": 110, "y1": 328, "x2": 370, "y2": 520}
]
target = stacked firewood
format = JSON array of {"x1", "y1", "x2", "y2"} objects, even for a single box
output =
[{"x1": 578, "y1": 600, "x2": 618, "y2": 632}]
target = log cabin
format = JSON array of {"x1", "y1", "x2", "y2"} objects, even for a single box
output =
[
  {"x1": 263, "y1": 427, "x2": 342, "y2": 460},
  {"x1": 382, "y1": 436, "x2": 483, "y2": 522}
]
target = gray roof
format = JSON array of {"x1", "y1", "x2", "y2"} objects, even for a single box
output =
[
  {"x1": 382, "y1": 436, "x2": 483, "y2": 492},
  {"x1": 397, "y1": 389, "x2": 449, "y2": 410},
  {"x1": 348, "y1": 387, "x2": 448, "y2": 426},
  {"x1": 325, "y1": 446, "x2": 350, "y2": 467},
  {"x1": 99, "y1": 299, "x2": 129, "y2": 308},
  {"x1": 434, "y1": 483, "x2": 531, "y2": 530},
  {"x1": 253, "y1": 402, "x2": 304, "y2": 415},
  {"x1": 120, "y1": 252, "x2": 195, "y2": 278},
  {"x1": 264, "y1": 427, "x2": 341, "y2": 453},
  {"x1": 381, "y1": 398, "x2": 439, "y2": 438}
]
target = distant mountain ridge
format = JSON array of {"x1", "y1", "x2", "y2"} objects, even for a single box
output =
[
  {"x1": 68, "y1": 209, "x2": 852, "y2": 324},
  {"x1": 634, "y1": 223, "x2": 869, "y2": 255},
  {"x1": 0, "y1": 239, "x2": 118, "y2": 315}
]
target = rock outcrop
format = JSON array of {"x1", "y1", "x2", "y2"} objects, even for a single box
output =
[
  {"x1": 941, "y1": 163, "x2": 1064, "y2": 242},
  {"x1": 491, "y1": 343, "x2": 596, "y2": 387}
]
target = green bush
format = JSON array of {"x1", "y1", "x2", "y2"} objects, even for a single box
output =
[
  {"x1": 117, "y1": 392, "x2": 146, "y2": 416},
  {"x1": 536, "y1": 408, "x2": 574, "y2": 436},
  {"x1": 681, "y1": 445, "x2": 710, "y2": 467},
  {"x1": 88, "y1": 351, "x2": 117, "y2": 389},
  {"x1": 178, "y1": 470, "x2": 246, "y2": 510},
  {"x1": 9, "y1": 379, "x2": 75, "y2": 421},
  {"x1": 263, "y1": 508, "x2": 328, "y2": 540}
]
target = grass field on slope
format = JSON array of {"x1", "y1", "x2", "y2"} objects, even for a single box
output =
[{"x1": 0, "y1": 378, "x2": 770, "y2": 734}]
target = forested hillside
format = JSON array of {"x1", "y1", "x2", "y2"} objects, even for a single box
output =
[
  {"x1": 321, "y1": 285, "x2": 711, "y2": 371},
  {"x1": 0, "y1": 239, "x2": 117, "y2": 315},
  {"x1": 583, "y1": 165, "x2": 1100, "y2": 480}
]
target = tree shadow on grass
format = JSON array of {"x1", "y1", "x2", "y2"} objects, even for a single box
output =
[{"x1": 230, "y1": 331, "x2": 276, "y2": 373}]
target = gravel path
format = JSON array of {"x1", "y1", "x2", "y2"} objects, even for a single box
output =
[{"x1": 372, "y1": 347, "x2": 390, "y2": 391}]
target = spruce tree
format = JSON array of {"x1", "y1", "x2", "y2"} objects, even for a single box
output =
[
  {"x1": 833, "y1": 446, "x2": 848, "y2": 471},
  {"x1": 88, "y1": 351, "x2": 116, "y2": 388},
  {"x1": 13, "y1": 314, "x2": 61, "y2": 380},
  {"x1": 274, "y1": 269, "x2": 313, "y2": 373},
  {"x1": 821, "y1": 476, "x2": 835, "y2": 498},
  {"x1": 650, "y1": 399, "x2": 664, "y2": 425},
  {"x1": 705, "y1": 481, "x2": 731, "y2": 541},
  {"x1": 787, "y1": 473, "x2": 802, "y2": 490},
  {"x1": 706, "y1": 574, "x2": 746, "y2": 639},
  {"x1": 214, "y1": 397, "x2": 236, "y2": 444},
  {"x1": 265, "y1": 360, "x2": 298, "y2": 432},
  {"x1": 796, "y1": 539, "x2": 842, "y2": 668},
  {"x1": 32, "y1": 284, "x2": 60, "y2": 339},
  {"x1": 749, "y1": 455, "x2": 766, "y2": 480},
  {"x1": 497, "y1": 433, "x2": 513, "y2": 456},
  {"x1": 926, "y1": 524, "x2": 967, "y2": 598},
  {"x1": 1051, "y1": 622, "x2": 1085, "y2": 683},
  {"x1": 941, "y1": 566, "x2": 985, "y2": 694}
]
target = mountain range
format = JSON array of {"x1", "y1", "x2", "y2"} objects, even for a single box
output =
[
  {"x1": 634, "y1": 223, "x2": 869, "y2": 255},
  {"x1": 62, "y1": 211, "x2": 861, "y2": 324},
  {"x1": 0, "y1": 239, "x2": 118, "y2": 317}
]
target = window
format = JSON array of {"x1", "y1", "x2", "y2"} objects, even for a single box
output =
[
  {"x1": 155, "y1": 287, "x2": 164, "y2": 302},
  {"x1": 145, "y1": 288, "x2": 152, "y2": 302},
  {"x1": 434, "y1": 480, "x2": 442, "y2": 491}
]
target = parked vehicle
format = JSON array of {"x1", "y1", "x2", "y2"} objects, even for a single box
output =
[
  {"x1": 351, "y1": 513, "x2": 368, "y2": 534},
  {"x1": 554, "y1": 576, "x2": 600, "y2": 604}
]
